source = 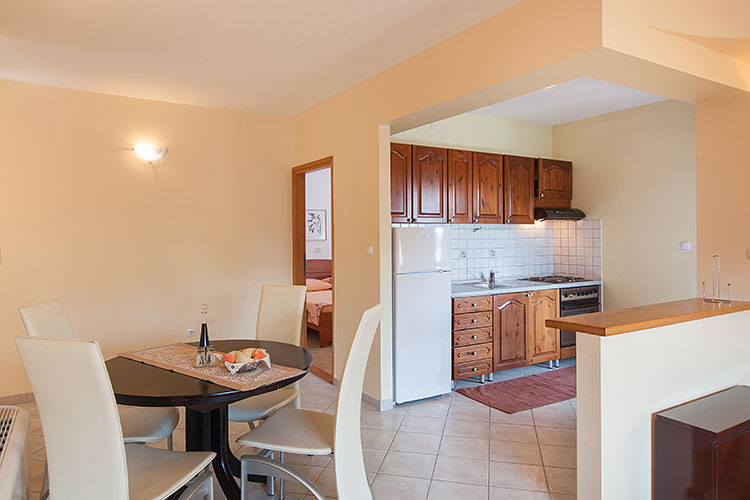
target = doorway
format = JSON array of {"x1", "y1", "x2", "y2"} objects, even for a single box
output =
[{"x1": 292, "y1": 157, "x2": 334, "y2": 383}]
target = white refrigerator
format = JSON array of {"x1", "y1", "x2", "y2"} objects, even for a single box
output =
[{"x1": 392, "y1": 226, "x2": 452, "y2": 404}]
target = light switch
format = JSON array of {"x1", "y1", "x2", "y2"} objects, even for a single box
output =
[
  {"x1": 680, "y1": 241, "x2": 691, "y2": 251},
  {"x1": 365, "y1": 245, "x2": 374, "y2": 255}
]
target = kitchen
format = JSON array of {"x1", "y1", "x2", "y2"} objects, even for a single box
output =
[{"x1": 389, "y1": 77, "x2": 696, "y2": 405}]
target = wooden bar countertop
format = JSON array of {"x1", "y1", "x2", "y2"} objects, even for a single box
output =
[{"x1": 546, "y1": 298, "x2": 750, "y2": 337}]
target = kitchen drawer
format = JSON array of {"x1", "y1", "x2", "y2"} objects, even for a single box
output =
[
  {"x1": 453, "y1": 327, "x2": 492, "y2": 347},
  {"x1": 453, "y1": 311, "x2": 492, "y2": 331},
  {"x1": 453, "y1": 342, "x2": 492, "y2": 363},
  {"x1": 453, "y1": 359, "x2": 493, "y2": 380},
  {"x1": 453, "y1": 296, "x2": 492, "y2": 314}
]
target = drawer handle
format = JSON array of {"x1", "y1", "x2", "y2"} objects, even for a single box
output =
[
  {"x1": 471, "y1": 351, "x2": 477, "y2": 355},
  {"x1": 471, "y1": 319, "x2": 476, "y2": 323},
  {"x1": 472, "y1": 367, "x2": 478, "y2": 372},
  {"x1": 471, "y1": 335, "x2": 477, "y2": 339},
  {"x1": 471, "y1": 302, "x2": 477, "y2": 307}
]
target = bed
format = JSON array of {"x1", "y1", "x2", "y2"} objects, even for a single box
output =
[{"x1": 305, "y1": 259, "x2": 333, "y2": 348}]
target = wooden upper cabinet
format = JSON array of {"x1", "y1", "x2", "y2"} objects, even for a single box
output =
[
  {"x1": 504, "y1": 155, "x2": 534, "y2": 224},
  {"x1": 528, "y1": 289, "x2": 560, "y2": 364},
  {"x1": 493, "y1": 293, "x2": 529, "y2": 371},
  {"x1": 390, "y1": 143, "x2": 412, "y2": 223},
  {"x1": 537, "y1": 158, "x2": 572, "y2": 201},
  {"x1": 447, "y1": 149, "x2": 473, "y2": 224},
  {"x1": 473, "y1": 152, "x2": 504, "y2": 224},
  {"x1": 412, "y1": 146, "x2": 448, "y2": 223}
]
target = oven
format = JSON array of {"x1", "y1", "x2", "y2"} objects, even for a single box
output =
[{"x1": 559, "y1": 285, "x2": 601, "y2": 348}]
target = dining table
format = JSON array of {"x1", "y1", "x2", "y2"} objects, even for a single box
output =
[{"x1": 106, "y1": 339, "x2": 313, "y2": 500}]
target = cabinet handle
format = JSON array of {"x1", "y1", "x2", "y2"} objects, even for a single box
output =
[
  {"x1": 471, "y1": 351, "x2": 477, "y2": 355},
  {"x1": 471, "y1": 303, "x2": 477, "y2": 307},
  {"x1": 471, "y1": 318, "x2": 477, "y2": 323},
  {"x1": 506, "y1": 219, "x2": 511, "y2": 223},
  {"x1": 473, "y1": 218, "x2": 478, "y2": 223},
  {"x1": 527, "y1": 292, "x2": 533, "y2": 297},
  {"x1": 448, "y1": 218, "x2": 453, "y2": 223},
  {"x1": 472, "y1": 367, "x2": 478, "y2": 372},
  {"x1": 540, "y1": 193, "x2": 545, "y2": 198},
  {"x1": 471, "y1": 335, "x2": 477, "y2": 339}
]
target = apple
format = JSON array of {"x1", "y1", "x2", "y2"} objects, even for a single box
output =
[
  {"x1": 223, "y1": 352, "x2": 236, "y2": 364},
  {"x1": 252, "y1": 349, "x2": 265, "y2": 360}
]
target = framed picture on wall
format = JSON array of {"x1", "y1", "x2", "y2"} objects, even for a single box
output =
[{"x1": 306, "y1": 209, "x2": 327, "y2": 241}]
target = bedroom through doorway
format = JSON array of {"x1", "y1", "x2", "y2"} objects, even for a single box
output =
[{"x1": 292, "y1": 158, "x2": 334, "y2": 383}]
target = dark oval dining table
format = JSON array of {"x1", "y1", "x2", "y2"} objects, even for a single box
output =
[{"x1": 106, "y1": 339, "x2": 313, "y2": 500}]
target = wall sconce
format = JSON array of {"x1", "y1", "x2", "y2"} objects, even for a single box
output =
[{"x1": 132, "y1": 143, "x2": 168, "y2": 164}]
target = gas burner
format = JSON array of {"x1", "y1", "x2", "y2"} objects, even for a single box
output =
[{"x1": 522, "y1": 275, "x2": 589, "y2": 284}]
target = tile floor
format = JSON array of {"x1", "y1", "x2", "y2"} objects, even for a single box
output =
[{"x1": 20, "y1": 359, "x2": 577, "y2": 500}]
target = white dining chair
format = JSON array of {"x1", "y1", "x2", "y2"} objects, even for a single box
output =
[
  {"x1": 15, "y1": 337, "x2": 215, "y2": 500},
  {"x1": 235, "y1": 303, "x2": 384, "y2": 500},
  {"x1": 228, "y1": 285, "x2": 307, "y2": 426},
  {"x1": 0, "y1": 405, "x2": 30, "y2": 500},
  {"x1": 19, "y1": 299, "x2": 179, "y2": 449}
]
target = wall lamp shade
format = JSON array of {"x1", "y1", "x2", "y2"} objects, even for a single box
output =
[{"x1": 132, "y1": 143, "x2": 168, "y2": 163}]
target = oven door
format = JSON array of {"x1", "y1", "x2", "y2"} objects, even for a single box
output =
[{"x1": 560, "y1": 304, "x2": 600, "y2": 348}]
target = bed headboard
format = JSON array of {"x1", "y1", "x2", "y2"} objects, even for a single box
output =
[{"x1": 305, "y1": 259, "x2": 332, "y2": 279}]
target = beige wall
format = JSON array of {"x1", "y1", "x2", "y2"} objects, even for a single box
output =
[
  {"x1": 553, "y1": 100, "x2": 697, "y2": 309},
  {"x1": 0, "y1": 80, "x2": 293, "y2": 396},
  {"x1": 391, "y1": 113, "x2": 553, "y2": 157},
  {"x1": 696, "y1": 93, "x2": 750, "y2": 300}
]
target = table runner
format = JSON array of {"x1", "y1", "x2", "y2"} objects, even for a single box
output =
[{"x1": 119, "y1": 343, "x2": 306, "y2": 392}]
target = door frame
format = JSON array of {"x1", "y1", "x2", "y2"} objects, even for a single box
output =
[{"x1": 292, "y1": 156, "x2": 334, "y2": 383}]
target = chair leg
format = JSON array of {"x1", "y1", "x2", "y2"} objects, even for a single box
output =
[
  {"x1": 279, "y1": 451, "x2": 285, "y2": 500},
  {"x1": 167, "y1": 433, "x2": 174, "y2": 450},
  {"x1": 239, "y1": 454, "x2": 326, "y2": 500},
  {"x1": 266, "y1": 451, "x2": 275, "y2": 497}
]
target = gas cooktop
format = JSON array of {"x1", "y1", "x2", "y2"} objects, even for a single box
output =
[{"x1": 521, "y1": 275, "x2": 590, "y2": 284}]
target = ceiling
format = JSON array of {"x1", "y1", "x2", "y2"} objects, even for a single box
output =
[
  {"x1": 471, "y1": 77, "x2": 670, "y2": 126},
  {"x1": 0, "y1": 0, "x2": 523, "y2": 115}
]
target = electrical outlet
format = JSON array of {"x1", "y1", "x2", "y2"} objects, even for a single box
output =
[{"x1": 187, "y1": 328, "x2": 195, "y2": 337}]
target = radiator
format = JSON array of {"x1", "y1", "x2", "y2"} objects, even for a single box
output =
[{"x1": 0, "y1": 406, "x2": 29, "y2": 500}]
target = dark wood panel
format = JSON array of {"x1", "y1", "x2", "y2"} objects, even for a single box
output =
[
  {"x1": 390, "y1": 143, "x2": 412, "y2": 223},
  {"x1": 473, "y1": 152, "x2": 504, "y2": 223},
  {"x1": 453, "y1": 311, "x2": 493, "y2": 331},
  {"x1": 412, "y1": 145, "x2": 447, "y2": 223},
  {"x1": 453, "y1": 342, "x2": 493, "y2": 363},
  {"x1": 504, "y1": 155, "x2": 534, "y2": 224},
  {"x1": 453, "y1": 327, "x2": 493, "y2": 347},
  {"x1": 453, "y1": 296, "x2": 493, "y2": 314},
  {"x1": 493, "y1": 293, "x2": 529, "y2": 370},
  {"x1": 305, "y1": 259, "x2": 332, "y2": 279},
  {"x1": 453, "y1": 359, "x2": 493, "y2": 380},
  {"x1": 448, "y1": 149, "x2": 473, "y2": 223},
  {"x1": 537, "y1": 158, "x2": 572, "y2": 201}
]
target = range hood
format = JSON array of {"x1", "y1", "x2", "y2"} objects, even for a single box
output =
[{"x1": 534, "y1": 207, "x2": 586, "y2": 221}]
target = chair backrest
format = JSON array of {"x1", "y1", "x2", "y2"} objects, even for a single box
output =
[
  {"x1": 333, "y1": 303, "x2": 384, "y2": 500},
  {"x1": 255, "y1": 285, "x2": 307, "y2": 345},
  {"x1": 19, "y1": 300, "x2": 75, "y2": 339},
  {"x1": 15, "y1": 337, "x2": 128, "y2": 500}
]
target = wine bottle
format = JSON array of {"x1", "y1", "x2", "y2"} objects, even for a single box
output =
[{"x1": 199, "y1": 303, "x2": 210, "y2": 348}]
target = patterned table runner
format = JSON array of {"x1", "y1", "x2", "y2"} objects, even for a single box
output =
[{"x1": 119, "y1": 343, "x2": 305, "y2": 392}]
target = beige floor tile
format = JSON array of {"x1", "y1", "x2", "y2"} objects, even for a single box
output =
[
  {"x1": 311, "y1": 466, "x2": 339, "y2": 498},
  {"x1": 281, "y1": 464, "x2": 325, "y2": 494},
  {"x1": 489, "y1": 462, "x2": 547, "y2": 491},
  {"x1": 284, "y1": 452, "x2": 332, "y2": 467},
  {"x1": 360, "y1": 428, "x2": 397, "y2": 450},
  {"x1": 443, "y1": 418, "x2": 490, "y2": 439},
  {"x1": 490, "y1": 409, "x2": 534, "y2": 426},
  {"x1": 361, "y1": 448, "x2": 388, "y2": 473},
  {"x1": 448, "y1": 405, "x2": 490, "y2": 422},
  {"x1": 540, "y1": 445, "x2": 576, "y2": 469},
  {"x1": 361, "y1": 410, "x2": 404, "y2": 430},
  {"x1": 432, "y1": 456, "x2": 488, "y2": 485},
  {"x1": 390, "y1": 431, "x2": 442, "y2": 454},
  {"x1": 536, "y1": 428, "x2": 576, "y2": 447},
  {"x1": 490, "y1": 440, "x2": 542, "y2": 465},
  {"x1": 371, "y1": 473, "x2": 430, "y2": 500},
  {"x1": 399, "y1": 415, "x2": 446, "y2": 435},
  {"x1": 546, "y1": 466, "x2": 576, "y2": 495},
  {"x1": 428, "y1": 480, "x2": 489, "y2": 500},
  {"x1": 379, "y1": 450, "x2": 437, "y2": 479},
  {"x1": 451, "y1": 392, "x2": 488, "y2": 408},
  {"x1": 407, "y1": 401, "x2": 451, "y2": 418},
  {"x1": 489, "y1": 487, "x2": 551, "y2": 499},
  {"x1": 532, "y1": 403, "x2": 576, "y2": 429},
  {"x1": 490, "y1": 423, "x2": 538, "y2": 444},
  {"x1": 438, "y1": 436, "x2": 489, "y2": 460}
]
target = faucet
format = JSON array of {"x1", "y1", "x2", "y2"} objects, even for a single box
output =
[{"x1": 489, "y1": 270, "x2": 496, "y2": 286}]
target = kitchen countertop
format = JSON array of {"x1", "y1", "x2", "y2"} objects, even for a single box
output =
[
  {"x1": 451, "y1": 278, "x2": 602, "y2": 298},
  {"x1": 546, "y1": 298, "x2": 750, "y2": 336}
]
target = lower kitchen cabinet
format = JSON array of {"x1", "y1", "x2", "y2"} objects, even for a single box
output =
[
  {"x1": 528, "y1": 289, "x2": 560, "y2": 364},
  {"x1": 493, "y1": 292, "x2": 529, "y2": 371}
]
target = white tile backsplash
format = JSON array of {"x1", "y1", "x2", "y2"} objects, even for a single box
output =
[{"x1": 394, "y1": 219, "x2": 602, "y2": 281}]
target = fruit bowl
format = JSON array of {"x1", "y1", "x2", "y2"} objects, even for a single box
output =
[{"x1": 221, "y1": 348, "x2": 271, "y2": 375}]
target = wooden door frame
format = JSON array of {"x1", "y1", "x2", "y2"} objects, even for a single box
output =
[{"x1": 292, "y1": 156, "x2": 334, "y2": 382}]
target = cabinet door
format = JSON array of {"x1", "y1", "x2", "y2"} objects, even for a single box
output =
[
  {"x1": 390, "y1": 143, "x2": 412, "y2": 223},
  {"x1": 448, "y1": 149, "x2": 473, "y2": 224},
  {"x1": 528, "y1": 289, "x2": 560, "y2": 364},
  {"x1": 412, "y1": 146, "x2": 447, "y2": 223},
  {"x1": 537, "y1": 158, "x2": 572, "y2": 201},
  {"x1": 473, "y1": 152, "x2": 504, "y2": 223},
  {"x1": 493, "y1": 293, "x2": 529, "y2": 370},
  {"x1": 504, "y1": 155, "x2": 534, "y2": 224}
]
